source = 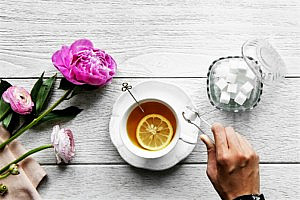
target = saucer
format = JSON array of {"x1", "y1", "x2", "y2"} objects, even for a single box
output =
[{"x1": 109, "y1": 81, "x2": 199, "y2": 170}]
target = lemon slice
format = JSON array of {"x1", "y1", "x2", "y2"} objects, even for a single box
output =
[{"x1": 136, "y1": 114, "x2": 173, "y2": 151}]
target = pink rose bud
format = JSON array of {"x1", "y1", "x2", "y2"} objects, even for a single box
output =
[
  {"x1": 2, "y1": 86, "x2": 34, "y2": 115},
  {"x1": 51, "y1": 125, "x2": 75, "y2": 163},
  {"x1": 52, "y1": 39, "x2": 117, "y2": 86}
]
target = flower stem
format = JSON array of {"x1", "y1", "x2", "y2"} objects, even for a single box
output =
[
  {"x1": 0, "y1": 144, "x2": 53, "y2": 175},
  {"x1": 0, "y1": 171, "x2": 10, "y2": 179},
  {"x1": 0, "y1": 89, "x2": 72, "y2": 149},
  {"x1": 0, "y1": 107, "x2": 10, "y2": 122}
]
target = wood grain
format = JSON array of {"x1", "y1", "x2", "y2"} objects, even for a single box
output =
[
  {"x1": 0, "y1": 0, "x2": 299, "y2": 77},
  {"x1": 3, "y1": 78, "x2": 299, "y2": 164},
  {"x1": 37, "y1": 164, "x2": 300, "y2": 200},
  {"x1": 1, "y1": 1, "x2": 300, "y2": 199}
]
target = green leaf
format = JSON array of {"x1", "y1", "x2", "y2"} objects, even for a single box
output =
[
  {"x1": 2, "y1": 112, "x2": 13, "y2": 128},
  {"x1": 37, "y1": 106, "x2": 83, "y2": 125},
  {"x1": 58, "y1": 78, "x2": 98, "y2": 99},
  {"x1": 0, "y1": 98, "x2": 11, "y2": 122},
  {"x1": 31, "y1": 72, "x2": 44, "y2": 104},
  {"x1": 58, "y1": 78, "x2": 75, "y2": 90},
  {"x1": 6, "y1": 112, "x2": 20, "y2": 134},
  {"x1": 35, "y1": 74, "x2": 57, "y2": 114},
  {"x1": 69, "y1": 84, "x2": 98, "y2": 99},
  {"x1": 0, "y1": 79, "x2": 12, "y2": 96}
]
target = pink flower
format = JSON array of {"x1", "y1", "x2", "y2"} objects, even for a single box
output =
[
  {"x1": 2, "y1": 86, "x2": 34, "y2": 115},
  {"x1": 51, "y1": 125, "x2": 75, "y2": 163},
  {"x1": 52, "y1": 39, "x2": 117, "y2": 86}
]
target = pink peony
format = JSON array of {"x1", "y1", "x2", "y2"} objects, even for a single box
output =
[
  {"x1": 2, "y1": 86, "x2": 34, "y2": 115},
  {"x1": 52, "y1": 39, "x2": 117, "y2": 86},
  {"x1": 51, "y1": 125, "x2": 75, "y2": 163}
]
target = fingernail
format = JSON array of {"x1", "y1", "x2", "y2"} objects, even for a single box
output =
[{"x1": 199, "y1": 134, "x2": 206, "y2": 142}]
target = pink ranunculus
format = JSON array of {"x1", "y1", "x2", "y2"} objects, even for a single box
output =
[
  {"x1": 2, "y1": 86, "x2": 34, "y2": 115},
  {"x1": 51, "y1": 125, "x2": 75, "y2": 163},
  {"x1": 52, "y1": 39, "x2": 117, "y2": 86}
]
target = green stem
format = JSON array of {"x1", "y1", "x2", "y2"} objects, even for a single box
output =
[
  {"x1": 0, "y1": 107, "x2": 10, "y2": 122},
  {"x1": 0, "y1": 144, "x2": 53, "y2": 175},
  {"x1": 0, "y1": 171, "x2": 10, "y2": 179},
  {"x1": 0, "y1": 89, "x2": 72, "y2": 149}
]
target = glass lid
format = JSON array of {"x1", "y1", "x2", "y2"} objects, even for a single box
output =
[{"x1": 241, "y1": 39, "x2": 287, "y2": 83}]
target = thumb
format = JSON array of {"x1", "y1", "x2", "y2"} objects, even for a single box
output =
[{"x1": 200, "y1": 134, "x2": 216, "y2": 167}]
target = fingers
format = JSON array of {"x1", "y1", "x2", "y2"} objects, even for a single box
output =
[
  {"x1": 236, "y1": 133, "x2": 257, "y2": 156},
  {"x1": 225, "y1": 127, "x2": 242, "y2": 152},
  {"x1": 200, "y1": 134, "x2": 215, "y2": 153},
  {"x1": 200, "y1": 134, "x2": 217, "y2": 179},
  {"x1": 235, "y1": 132, "x2": 259, "y2": 164},
  {"x1": 211, "y1": 123, "x2": 228, "y2": 155}
]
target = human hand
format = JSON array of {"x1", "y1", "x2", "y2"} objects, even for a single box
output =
[{"x1": 200, "y1": 123, "x2": 260, "y2": 200}]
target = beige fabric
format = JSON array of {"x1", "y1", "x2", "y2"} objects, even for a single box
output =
[{"x1": 0, "y1": 126, "x2": 46, "y2": 200}]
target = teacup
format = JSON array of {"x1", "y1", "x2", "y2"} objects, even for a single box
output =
[{"x1": 120, "y1": 98, "x2": 197, "y2": 159}]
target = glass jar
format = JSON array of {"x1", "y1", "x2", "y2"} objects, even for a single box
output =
[{"x1": 207, "y1": 39, "x2": 286, "y2": 112}]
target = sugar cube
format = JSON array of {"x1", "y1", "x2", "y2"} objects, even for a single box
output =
[
  {"x1": 240, "y1": 81, "x2": 254, "y2": 95},
  {"x1": 234, "y1": 92, "x2": 247, "y2": 105},
  {"x1": 184, "y1": 109, "x2": 197, "y2": 121},
  {"x1": 227, "y1": 83, "x2": 237, "y2": 93},
  {"x1": 220, "y1": 91, "x2": 231, "y2": 104},
  {"x1": 215, "y1": 78, "x2": 228, "y2": 90},
  {"x1": 237, "y1": 62, "x2": 248, "y2": 72},
  {"x1": 246, "y1": 91, "x2": 252, "y2": 99},
  {"x1": 245, "y1": 69, "x2": 256, "y2": 81},
  {"x1": 229, "y1": 64, "x2": 239, "y2": 73},
  {"x1": 235, "y1": 73, "x2": 248, "y2": 84},
  {"x1": 226, "y1": 73, "x2": 237, "y2": 83}
]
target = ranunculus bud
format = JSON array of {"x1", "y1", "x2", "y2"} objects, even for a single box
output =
[
  {"x1": 51, "y1": 125, "x2": 75, "y2": 163},
  {"x1": 52, "y1": 39, "x2": 117, "y2": 86},
  {"x1": 0, "y1": 184, "x2": 8, "y2": 196},
  {"x1": 2, "y1": 86, "x2": 34, "y2": 115},
  {"x1": 8, "y1": 164, "x2": 19, "y2": 175}
]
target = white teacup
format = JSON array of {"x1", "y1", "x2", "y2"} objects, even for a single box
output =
[{"x1": 120, "y1": 98, "x2": 197, "y2": 159}]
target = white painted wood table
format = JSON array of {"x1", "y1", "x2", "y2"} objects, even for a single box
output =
[{"x1": 1, "y1": 0, "x2": 300, "y2": 199}]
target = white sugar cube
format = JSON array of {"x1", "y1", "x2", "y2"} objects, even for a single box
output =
[
  {"x1": 237, "y1": 62, "x2": 248, "y2": 72},
  {"x1": 240, "y1": 81, "x2": 254, "y2": 95},
  {"x1": 246, "y1": 91, "x2": 252, "y2": 99},
  {"x1": 226, "y1": 73, "x2": 237, "y2": 83},
  {"x1": 235, "y1": 73, "x2": 248, "y2": 84},
  {"x1": 246, "y1": 69, "x2": 256, "y2": 81},
  {"x1": 234, "y1": 92, "x2": 247, "y2": 105},
  {"x1": 184, "y1": 109, "x2": 197, "y2": 121},
  {"x1": 229, "y1": 65, "x2": 239, "y2": 73},
  {"x1": 215, "y1": 78, "x2": 228, "y2": 90},
  {"x1": 227, "y1": 83, "x2": 237, "y2": 93},
  {"x1": 220, "y1": 91, "x2": 231, "y2": 104}
]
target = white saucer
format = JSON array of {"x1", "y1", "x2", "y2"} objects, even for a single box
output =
[{"x1": 109, "y1": 81, "x2": 199, "y2": 170}]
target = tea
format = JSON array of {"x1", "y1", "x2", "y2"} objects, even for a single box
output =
[{"x1": 126, "y1": 101, "x2": 177, "y2": 151}]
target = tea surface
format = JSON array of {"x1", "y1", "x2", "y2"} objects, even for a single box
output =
[{"x1": 126, "y1": 101, "x2": 177, "y2": 150}]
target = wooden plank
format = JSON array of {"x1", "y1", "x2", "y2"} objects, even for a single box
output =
[
  {"x1": 0, "y1": 0, "x2": 299, "y2": 77},
  {"x1": 37, "y1": 164, "x2": 300, "y2": 199},
  {"x1": 2, "y1": 78, "x2": 299, "y2": 164}
]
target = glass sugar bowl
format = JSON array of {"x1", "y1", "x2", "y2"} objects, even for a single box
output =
[{"x1": 207, "y1": 39, "x2": 286, "y2": 112}]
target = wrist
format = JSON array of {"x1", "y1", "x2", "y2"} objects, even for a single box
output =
[{"x1": 233, "y1": 194, "x2": 265, "y2": 200}]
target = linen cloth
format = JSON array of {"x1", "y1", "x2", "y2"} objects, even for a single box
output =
[{"x1": 0, "y1": 126, "x2": 46, "y2": 200}]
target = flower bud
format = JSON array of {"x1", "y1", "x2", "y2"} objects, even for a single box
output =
[
  {"x1": 51, "y1": 125, "x2": 75, "y2": 163},
  {"x1": 0, "y1": 184, "x2": 8, "y2": 196},
  {"x1": 9, "y1": 164, "x2": 19, "y2": 175},
  {"x1": 2, "y1": 86, "x2": 34, "y2": 115}
]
